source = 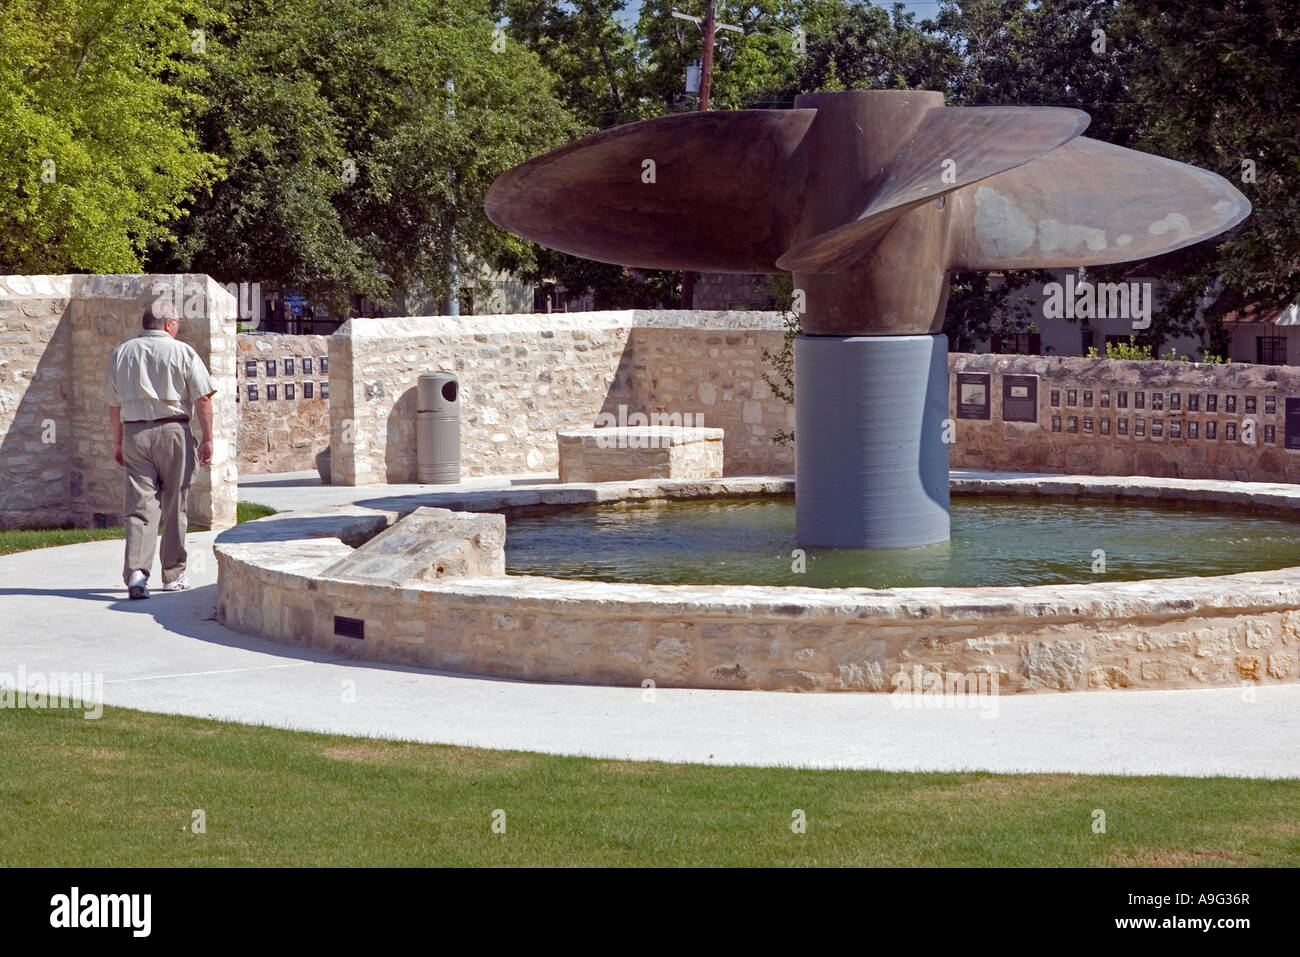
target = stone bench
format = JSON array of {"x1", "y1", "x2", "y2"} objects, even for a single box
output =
[{"x1": 557, "y1": 427, "x2": 724, "y2": 483}]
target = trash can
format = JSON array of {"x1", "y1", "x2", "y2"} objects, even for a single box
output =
[{"x1": 416, "y1": 371, "x2": 461, "y2": 483}]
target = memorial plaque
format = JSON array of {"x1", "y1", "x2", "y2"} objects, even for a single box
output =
[
  {"x1": 1266, "y1": 395, "x2": 1277, "y2": 415},
  {"x1": 1083, "y1": 416, "x2": 1094, "y2": 434},
  {"x1": 1117, "y1": 390, "x2": 1129, "y2": 409},
  {"x1": 1152, "y1": 392, "x2": 1163, "y2": 410},
  {"x1": 319, "y1": 357, "x2": 329, "y2": 374},
  {"x1": 1067, "y1": 416, "x2": 1078, "y2": 433},
  {"x1": 1083, "y1": 389, "x2": 1094, "y2": 407},
  {"x1": 956, "y1": 373, "x2": 991, "y2": 419},
  {"x1": 1100, "y1": 417, "x2": 1111, "y2": 435},
  {"x1": 1206, "y1": 420, "x2": 1217, "y2": 440},
  {"x1": 1051, "y1": 414, "x2": 1061, "y2": 433},
  {"x1": 1287, "y1": 398, "x2": 1300, "y2": 450},
  {"x1": 1118, "y1": 417, "x2": 1129, "y2": 436},
  {"x1": 1135, "y1": 391, "x2": 1146, "y2": 409},
  {"x1": 1206, "y1": 394, "x2": 1218, "y2": 412},
  {"x1": 245, "y1": 360, "x2": 258, "y2": 378},
  {"x1": 1265, "y1": 423, "x2": 1276, "y2": 444},
  {"x1": 1135, "y1": 418, "x2": 1146, "y2": 436},
  {"x1": 267, "y1": 384, "x2": 277, "y2": 401},
  {"x1": 284, "y1": 358, "x2": 295, "y2": 376},
  {"x1": 1225, "y1": 394, "x2": 1237, "y2": 413},
  {"x1": 285, "y1": 382, "x2": 295, "y2": 400},
  {"x1": 1170, "y1": 392, "x2": 1181, "y2": 411},
  {"x1": 1170, "y1": 420, "x2": 1182, "y2": 438},
  {"x1": 321, "y1": 382, "x2": 330, "y2": 399},
  {"x1": 1067, "y1": 388, "x2": 1078, "y2": 406},
  {"x1": 303, "y1": 381, "x2": 314, "y2": 399},
  {"x1": 1050, "y1": 389, "x2": 1061, "y2": 406},
  {"x1": 1245, "y1": 395, "x2": 1256, "y2": 414},
  {"x1": 1002, "y1": 374, "x2": 1039, "y2": 423},
  {"x1": 1152, "y1": 419, "x2": 1163, "y2": 437},
  {"x1": 1100, "y1": 390, "x2": 1111, "y2": 408},
  {"x1": 265, "y1": 359, "x2": 276, "y2": 377},
  {"x1": 247, "y1": 385, "x2": 258, "y2": 402},
  {"x1": 1188, "y1": 393, "x2": 1200, "y2": 412},
  {"x1": 1188, "y1": 421, "x2": 1199, "y2": 439},
  {"x1": 1225, "y1": 421, "x2": 1237, "y2": 442},
  {"x1": 303, "y1": 357, "x2": 314, "y2": 375}
]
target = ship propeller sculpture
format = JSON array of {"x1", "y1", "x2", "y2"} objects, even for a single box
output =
[{"x1": 487, "y1": 91, "x2": 1250, "y2": 548}]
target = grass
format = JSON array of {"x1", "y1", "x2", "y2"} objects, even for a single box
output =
[
  {"x1": 0, "y1": 501, "x2": 277, "y2": 555},
  {"x1": 1, "y1": 704, "x2": 1297, "y2": 867}
]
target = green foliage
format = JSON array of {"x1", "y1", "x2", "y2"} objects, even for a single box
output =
[
  {"x1": 1086, "y1": 337, "x2": 1153, "y2": 361},
  {"x1": 151, "y1": 0, "x2": 579, "y2": 311},
  {"x1": 0, "y1": 0, "x2": 221, "y2": 273}
]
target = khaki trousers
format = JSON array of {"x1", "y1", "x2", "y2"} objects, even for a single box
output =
[{"x1": 121, "y1": 421, "x2": 195, "y2": 585}]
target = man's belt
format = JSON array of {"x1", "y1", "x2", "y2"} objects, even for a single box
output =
[{"x1": 125, "y1": 416, "x2": 190, "y2": 425}]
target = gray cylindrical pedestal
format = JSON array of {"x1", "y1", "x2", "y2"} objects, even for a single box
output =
[{"x1": 795, "y1": 334, "x2": 950, "y2": 548}]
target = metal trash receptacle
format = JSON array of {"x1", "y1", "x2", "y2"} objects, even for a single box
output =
[{"x1": 416, "y1": 371, "x2": 460, "y2": 483}]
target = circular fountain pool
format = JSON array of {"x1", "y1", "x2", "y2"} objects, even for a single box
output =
[{"x1": 506, "y1": 495, "x2": 1300, "y2": 589}]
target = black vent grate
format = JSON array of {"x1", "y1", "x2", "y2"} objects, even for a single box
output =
[{"x1": 334, "y1": 616, "x2": 365, "y2": 640}]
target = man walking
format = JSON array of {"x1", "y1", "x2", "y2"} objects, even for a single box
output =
[{"x1": 103, "y1": 300, "x2": 217, "y2": 599}]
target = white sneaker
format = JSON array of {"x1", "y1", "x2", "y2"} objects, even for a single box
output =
[
  {"x1": 127, "y1": 570, "x2": 150, "y2": 600},
  {"x1": 162, "y1": 572, "x2": 189, "y2": 592}
]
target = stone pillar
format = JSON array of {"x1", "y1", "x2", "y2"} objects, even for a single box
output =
[{"x1": 794, "y1": 333, "x2": 950, "y2": 548}]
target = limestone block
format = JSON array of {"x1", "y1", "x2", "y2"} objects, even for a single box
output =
[
  {"x1": 557, "y1": 426, "x2": 724, "y2": 483},
  {"x1": 321, "y1": 506, "x2": 504, "y2": 583}
]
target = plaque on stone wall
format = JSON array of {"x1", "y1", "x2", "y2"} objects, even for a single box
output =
[
  {"x1": 266, "y1": 360, "x2": 276, "y2": 377},
  {"x1": 1100, "y1": 417, "x2": 1111, "y2": 435},
  {"x1": 1188, "y1": 393, "x2": 1200, "y2": 412},
  {"x1": 1286, "y1": 398, "x2": 1300, "y2": 450},
  {"x1": 1067, "y1": 388, "x2": 1078, "y2": 406},
  {"x1": 1051, "y1": 415, "x2": 1061, "y2": 432},
  {"x1": 303, "y1": 357, "x2": 313, "y2": 375},
  {"x1": 1135, "y1": 391, "x2": 1146, "y2": 409},
  {"x1": 1170, "y1": 392, "x2": 1181, "y2": 411},
  {"x1": 1100, "y1": 390, "x2": 1111, "y2": 408},
  {"x1": 1135, "y1": 418, "x2": 1146, "y2": 436},
  {"x1": 1050, "y1": 389, "x2": 1061, "y2": 406},
  {"x1": 285, "y1": 383, "x2": 295, "y2": 400},
  {"x1": 321, "y1": 382, "x2": 330, "y2": 399},
  {"x1": 1207, "y1": 420, "x2": 1217, "y2": 440},
  {"x1": 1152, "y1": 419, "x2": 1163, "y2": 438},
  {"x1": 247, "y1": 385, "x2": 258, "y2": 402},
  {"x1": 1266, "y1": 395, "x2": 1277, "y2": 415},
  {"x1": 1265, "y1": 423, "x2": 1276, "y2": 444},
  {"x1": 1117, "y1": 390, "x2": 1128, "y2": 409},
  {"x1": 1067, "y1": 416, "x2": 1078, "y2": 433},
  {"x1": 957, "y1": 373, "x2": 991, "y2": 419},
  {"x1": 1002, "y1": 374, "x2": 1038, "y2": 423},
  {"x1": 1226, "y1": 394, "x2": 1237, "y2": 413},
  {"x1": 1188, "y1": 421, "x2": 1199, "y2": 439},
  {"x1": 1225, "y1": 421, "x2": 1237, "y2": 441},
  {"x1": 320, "y1": 357, "x2": 329, "y2": 374},
  {"x1": 1083, "y1": 389, "x2": 1094, "y2": 407},
  {"x1": 284, "y1": 358, "x2": 295, "y2": 377},
  {"x1": 303, "y1": 381, "x2": 314, "y2": 399},
  {"x1": 267, "y1": 384, "x2": 277, "y2": 401},
  {"x1": 1118, "y1": 417, "x2": 1129, "y2": 436},
  {"x1": 1245, "y1": 395, "x2": 1257, "y2": 414},
  {"x1": 1083, "y1": 416, "x2": 1094, "y2": 434},
  {"x1": 1152, "y1": 392, "x2": 1163, "y2": 410},
  {"x1": 1206, "y1": 394, "x2": 1218, "y2": 412},
  {"x1": 245, "y1": 360, "x2": 258, "y2": 378},
  {"x1": 1170, "y1": 420, "x2": 1181, "y2": 439}
]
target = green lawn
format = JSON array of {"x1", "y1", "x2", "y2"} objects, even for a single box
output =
[
  {"x1": 0, "y1": 501, "x2": 277, "y2": 555},
  {"x1": 1, "y1": 704, "x2": 1297, "y2": 867}
]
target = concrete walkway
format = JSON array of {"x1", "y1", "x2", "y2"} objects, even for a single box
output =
[{"x1": 1, "y1": 470, "x2": 1298, "y2": 778}]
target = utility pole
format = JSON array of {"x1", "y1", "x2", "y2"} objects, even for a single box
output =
[{"x1": 671, "y1": 3, "x2": 742, "y2": 308}]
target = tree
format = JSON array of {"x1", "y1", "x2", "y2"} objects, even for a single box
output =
[
  {"x1": 0, "y1": 0, "x2": 220, "y2": 274},
  {"x1": 150, "y1": 0, "x2": 579, "y2": 311}
]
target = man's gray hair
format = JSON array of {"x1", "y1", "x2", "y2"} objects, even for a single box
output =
[{"x1": 143, "y1": 300, "x2": 181, "y2": 330}]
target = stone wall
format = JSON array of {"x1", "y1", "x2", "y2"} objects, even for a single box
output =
[
  {"x1": 950, "y1": 353, "x2": 1300, "y2": 482},
  {"x1": 237, "y1": 334, "x2": 329, "y2": 473},
  {"x1": 0, "y1": 275, "x2": 237, "y2": 530},
  {"x1": 329, "y1": 312, "x2": 791, "y2": 485}
]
